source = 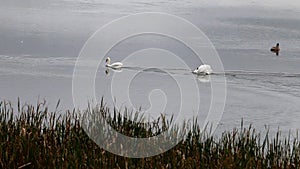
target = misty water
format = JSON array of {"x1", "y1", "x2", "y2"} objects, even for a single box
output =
[{"x1": 1, "y1": 0, "x2": 300, "y2": 136}]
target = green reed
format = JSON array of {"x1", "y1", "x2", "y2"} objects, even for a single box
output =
[{"x1": 0, "y1": 99, "x2": 300, "y2": 169}]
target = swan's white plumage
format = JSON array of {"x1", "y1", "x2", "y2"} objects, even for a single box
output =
[
  {"x1": 193, "y1": 64, "x2": 212, "y2": 75},
  {"x1": 105, "y1": 57, "x2": 123, "y2": 69}
]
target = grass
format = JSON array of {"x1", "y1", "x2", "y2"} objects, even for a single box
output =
[{"x1": 0, "y1": 99, "x2": 300, "y2": 168}]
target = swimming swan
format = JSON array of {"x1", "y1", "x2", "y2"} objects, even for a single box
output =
[
  {"x1": 193, "y1": 64, "x2": 213, "y2": 75},
  {"x1": 105, "y1": 57, "x2": 123, "y2": 69},
  {"x1": 270, "y1": 43, "x2": 280, "y2": 55}
]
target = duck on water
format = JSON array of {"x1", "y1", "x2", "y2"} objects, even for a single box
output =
[{"x1": 270, "y1": 43, "x2": 280, "y2": 55}]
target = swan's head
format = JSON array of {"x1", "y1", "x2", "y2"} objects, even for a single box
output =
[
  {"x1": 193, "y1": 67, "x2": 199, "y2": 74},
  {"x1": 105, "y1": 57, "x2": 111, "y2": 64}
]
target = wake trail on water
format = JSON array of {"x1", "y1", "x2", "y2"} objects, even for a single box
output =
[
  {"x1": 222, "y1": 70, "x2": 300, "y2": 78},
  {"x1": 114, "y1": 66, "x2": 300, "y2": 78}
]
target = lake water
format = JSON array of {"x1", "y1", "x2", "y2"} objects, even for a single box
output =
[{"x1": 1, "y1": 0, "x2": 300, "y2": 136}]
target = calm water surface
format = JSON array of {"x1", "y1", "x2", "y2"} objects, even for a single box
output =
[{"x1": 1, "y1": 0, "x2": 300, "y2": 136}]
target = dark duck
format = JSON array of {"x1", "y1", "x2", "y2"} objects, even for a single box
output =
[{"x1": 270, "y1": 43, "x2": 280, "y2": 55}]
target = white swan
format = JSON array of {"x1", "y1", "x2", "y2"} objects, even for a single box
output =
[
  {"x1": 193, "y1": 64, "x2": 213, "y2": 75},
  {"x1": 105, "y1": 57, "x2": 123, "y2": 69}
]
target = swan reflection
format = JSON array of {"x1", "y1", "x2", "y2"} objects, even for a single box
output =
[
  {"x1": 105, "y1": 68, "x2": 123, "y2": 75},
  {"x1": 197, "y1": 75, "x2": 211, "y2": 83}
]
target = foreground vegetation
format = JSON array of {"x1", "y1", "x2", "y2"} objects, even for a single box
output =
[{"x1": 0, "y1": 100, "x2": 300, "y2": 169}]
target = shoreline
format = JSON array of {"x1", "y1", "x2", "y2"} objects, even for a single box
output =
[{"x1": 1, "y1": 100, "x2": 299, "y2": 168}]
